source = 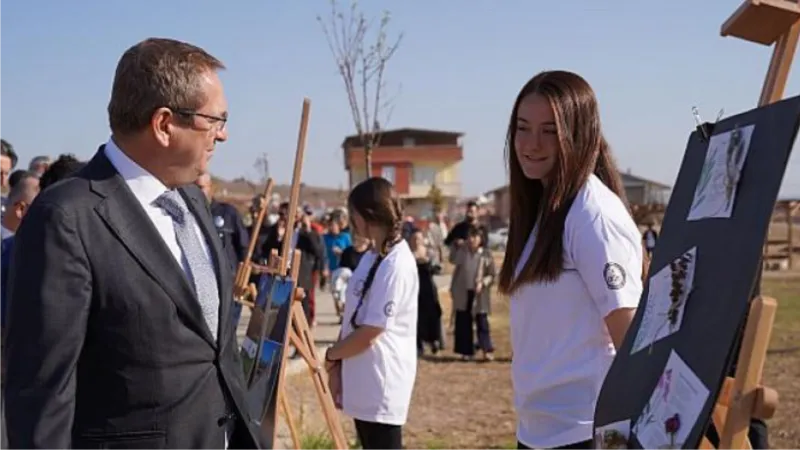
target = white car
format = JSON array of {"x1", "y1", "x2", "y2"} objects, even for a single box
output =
[{"x1": 488, "y1": 227, "x2": 508, "y2": 250}]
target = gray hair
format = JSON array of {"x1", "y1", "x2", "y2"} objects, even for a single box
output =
[{"x1": 28, "y1": 155, "x2": 51, "y2": 170}]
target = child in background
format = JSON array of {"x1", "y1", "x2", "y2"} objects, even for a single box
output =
[{"x1": 450, "y1": 224, "x2": 496, "y2": 361}]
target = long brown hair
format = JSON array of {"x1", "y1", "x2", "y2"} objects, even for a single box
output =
[
  {"x1": 498, "y1": 70, "x2": 634, "y2": 295},
  {"x1": 347, "y1": 177, "x2": 404, "y2": 328}
]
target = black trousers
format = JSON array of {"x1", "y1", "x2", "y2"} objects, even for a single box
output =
[
  {"x1": 354, "y1": 419, "x2": 402, "y2": 449},
  {"x1": 517, "y1": 439, "x2": 593, "y2": 449}
]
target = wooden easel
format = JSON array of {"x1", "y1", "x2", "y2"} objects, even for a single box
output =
[
  {"x1": 700, "y1": 1, "x2": 800, "y2": 448},
  {"x1": 235, "y1": 98, "x2": 347, "y2": 449}
]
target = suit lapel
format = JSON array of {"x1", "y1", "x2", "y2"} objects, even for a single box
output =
[
  {"x1": 181, "y1": 187, "x2": 233, "y2": 349},
  {"x1": 88, "y1": 148, "x2": 217, "y2": 349}
]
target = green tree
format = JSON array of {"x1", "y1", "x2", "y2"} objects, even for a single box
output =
[{"x1": 427, "y1": 183, "x2": 445, "y2": 214}]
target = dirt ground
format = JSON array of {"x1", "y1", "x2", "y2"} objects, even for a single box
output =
[
  {"x1": 282, "y1": 289, "x2": 516, "y2": 449},
  {"x1": 282, "y1": 272, "x2": 800, "y2": 449}
]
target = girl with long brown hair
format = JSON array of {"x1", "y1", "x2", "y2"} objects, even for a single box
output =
[
  {"x1": 324, "y1": 177, "x2": 419, "y2": 449},
  {"x1": 499, "y1": 71, "x2": 644, "y2": 449}
]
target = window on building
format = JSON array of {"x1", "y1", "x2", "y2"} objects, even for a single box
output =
[
  {"x1": 402, "y1": 137, "x2": 416, "y2": 147},
  {"x1": 381, "y1": 165, "x2": 396, "y2": 184},
  {"x1": 412, "y1": 166, "x2": 437, "y2": 185}
]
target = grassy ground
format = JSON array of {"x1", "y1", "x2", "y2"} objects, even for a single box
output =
[{"x1": 281, "y1": 272, "x2": 800, "y2": 449}]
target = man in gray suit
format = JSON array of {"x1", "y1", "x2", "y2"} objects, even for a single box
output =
[{"x1": 4, "y1": 38, "x2": 263, "y2": 449}]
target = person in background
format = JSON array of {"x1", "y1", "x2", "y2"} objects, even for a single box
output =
[
  {"x1": 444, "y1": 201, "x2": 488, "y2": 331},
  {"x1": 409, "y1": 228, "x2": 444, "y2": 356},
  {"x1": 304, "y1": 205, "x2": 328, "y2": 324},
  {"x1": 38, "y1": 154, "x2": 85, "y2": 191},
  {"x1": 642, "y1": 221, "x2": 659, "y2": 258},
  {"x1": 1, "y1": 172, "x2": 39, "y2": 240},
  {"x1": 500, "y1": 70, "x2": 644, "y2": 449},
  {"x1": 196, "y1": 172, "x2": 250, "y2": 327},
  {"x1": 340, "y1": 233, "x2": 369, "y2": 272},
  {"x1": 1, "y1": 140, "x2": 17, "y2": 190},
  {"x1": 0, "y1": 155, "x2": 83, "y2": 414},
  {"x1": 0, "y1": 171, "x2": 39, "y2": 391},
  {"x1": 27, "y1": 155, "x2": 51, "y2": 177},
  {"x1": 444, "y1": 201, "x2": 485, "y2": 246},
  {"x1": 450, "y1": 224, "x2": 496, "y2": 361},
  {"x1": 324, "y1": 217, "x2": 352, "y2": 316},
  {"x1": 426, "y1": 210, "x2": 449, "y2": 265},
  {"x1": 1, "y1": 140, "x2": 18, "y2": 216},
  {"x1": 325, "y1": 177, "x2": 419, "y2": 449},
  {"x1": 262, "y1": 202, "x2": 325, "y2": 326},
  {"x1": 7, "y1": 170, "x2": 29, "y2": 190}
]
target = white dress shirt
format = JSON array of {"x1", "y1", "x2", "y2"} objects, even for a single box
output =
[
  {"x1": 1, "y1": 225, "x2": 13, "y2": 240},
  {"x1": 103, "y1": 139, "x2": 214, "y2": 285}
]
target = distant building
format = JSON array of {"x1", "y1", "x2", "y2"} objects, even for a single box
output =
[
  {"x1": 485, "y1": 171, "x2": 671, "y2": 225},
  {"x1": 342, "y1": 128, "x2": 464, "y2": 217}
]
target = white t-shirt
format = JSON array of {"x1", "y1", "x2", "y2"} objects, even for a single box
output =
[
  {"x1": 341, "y1": 241, "x2": 419, "y2": 426},
  {"x1": 510, "y1": 174, "x2": 643, "y2": 448}
]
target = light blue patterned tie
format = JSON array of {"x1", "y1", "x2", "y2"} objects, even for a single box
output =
[{"x1": 154, "y1": 190, "x2": 220, "y2": 341}]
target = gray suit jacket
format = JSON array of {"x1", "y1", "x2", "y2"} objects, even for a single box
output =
[{"x1": 4, "y1": 148, "x2": 264, "y2": 448}]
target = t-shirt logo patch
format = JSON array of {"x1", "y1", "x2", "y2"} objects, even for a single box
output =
[
  {"x1": 603, "y1": 262, "x2": 626, "y2": 290},
  {"x1": 384, "y1": 301, "x2": 395, "y2": 317}
]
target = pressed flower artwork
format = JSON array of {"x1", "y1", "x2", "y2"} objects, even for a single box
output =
[
  {"x1": 633, "y1": 351, "x2": 709, "y2": 449},
  {"x1": 594, "y1": 419, "x2": 631, "y2": 449},
  {"x1": 687, "y1": 124, "x2": 754, "y2": 221},
  {"x1": 631, "y1": 247, "x2": 697, "y2": 355}
]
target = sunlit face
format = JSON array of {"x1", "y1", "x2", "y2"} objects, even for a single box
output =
[
  {"x1": 195, "y1": 173, "x2": 213, "y2": 202},
  {"x1": 409, "y1": 231, "x2": 424, "y2": 249},
  {"x1": 329, "y1": 221, "x2": 341, "y2": 235},
  {"x1": 155, "y1": 70, "x2": 228, "y2": 187},
  {"x1": 350, "y1": 211, "x2": 367, "y2": 237},
  {"x1": 468, "y1": 233, "x2": 482, "y2": 251},
  {"x1": 0, "y1": 155, "x2": 10, "y2": 189},
  {"x1": 466, "y1": 205, "x2": 478, "y2": 221},
  {"x1": 352, "y1": 234, "x2": 369, "y2": 248},
  {"x1": 514, "y1": 93, "x2": 559, "y2": 181}
]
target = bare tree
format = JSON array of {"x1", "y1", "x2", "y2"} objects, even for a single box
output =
[{"x1": 317, "y1": 0, "x2": 403, "y2": 179}]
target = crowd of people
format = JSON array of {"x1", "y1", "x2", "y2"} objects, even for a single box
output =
[{"x1": 0, "y1": 36, "x2": 766, "y2": 450}]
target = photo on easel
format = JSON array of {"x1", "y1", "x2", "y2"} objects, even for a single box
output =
[{"x1": 240, "y1": 273, "x2": 294, "y2": 423}]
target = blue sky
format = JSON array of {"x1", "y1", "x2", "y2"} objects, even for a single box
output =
[{"x1": 2, "y1": 0, "x2": 799, "y2": 198}]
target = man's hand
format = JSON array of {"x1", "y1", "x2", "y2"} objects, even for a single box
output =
[
  {"x1": 475, "y1": 281, "x2": 483, "y2": 295},
  {"x1": 332, "y1": 246, "x2": 343, "y2": 255}
]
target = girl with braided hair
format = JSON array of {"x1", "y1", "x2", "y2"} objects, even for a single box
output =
[{"x1": 324, "y1": 177, "x2": 419, "y2": 450}]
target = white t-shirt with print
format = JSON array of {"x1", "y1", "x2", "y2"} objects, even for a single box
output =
[
  {"x1": 511, "y1": 174, "x2": 644, "y2": 448},
  {"x1": 341, "y1": 241, "x2": 419, "y2": 426}
]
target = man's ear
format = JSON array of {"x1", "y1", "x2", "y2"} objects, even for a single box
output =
[
  {"x1": 152, "y1": 107, "x2": 176, "y2": 147},
  {"x1": 13, "y1": 201, "x2": 28, "y2": 220}
]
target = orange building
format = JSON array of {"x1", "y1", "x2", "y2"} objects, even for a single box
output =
[{"x1": 342, "y1": 128, "x2": 464, "y2": 216}]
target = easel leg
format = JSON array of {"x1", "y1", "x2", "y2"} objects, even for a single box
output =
[
  {"x1": 280, "y1": 391, "x2": 301, "y2": 449},
  {"x1": 719, "y1": 296, "x2": 778, "y2": 449},
  {"x1": 289, "y1": 301, "x2": 348, "y2": 450}
]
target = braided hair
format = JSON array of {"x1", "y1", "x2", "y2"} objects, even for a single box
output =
[{"x1": 347, "y1": 177, "x2": 404, "y2": 329}]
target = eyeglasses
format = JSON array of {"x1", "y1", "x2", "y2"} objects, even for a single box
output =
[{"x1": 172, "y1": 108, "x2": 228, "y2": 132}]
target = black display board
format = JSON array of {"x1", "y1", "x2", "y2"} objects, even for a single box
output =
[{"x1": 593, "y1": 95, "x2": 800, "y2": 449}]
